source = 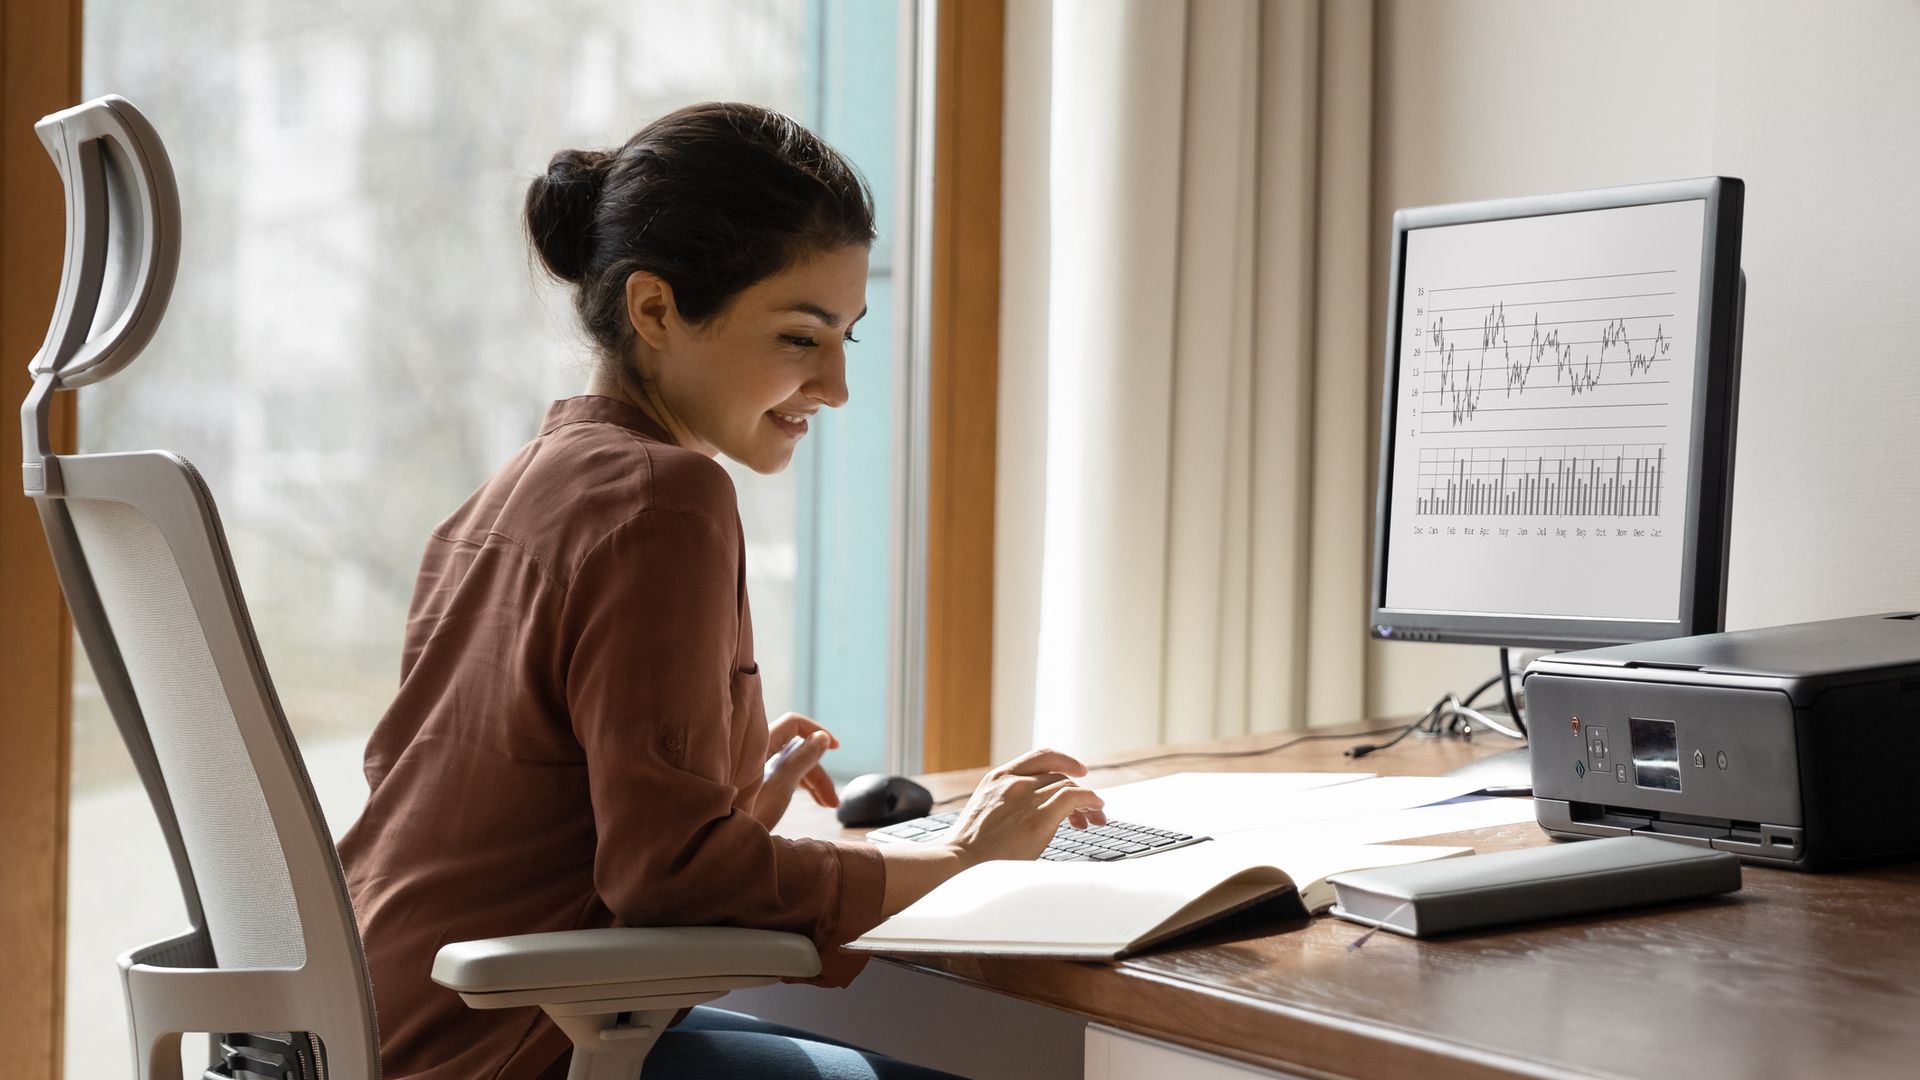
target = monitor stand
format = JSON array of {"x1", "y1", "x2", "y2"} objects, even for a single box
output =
[{"x1": 1445, "y1": 745, "x2": 1532, "y2": 796}]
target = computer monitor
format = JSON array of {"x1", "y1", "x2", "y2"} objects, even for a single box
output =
[{"x1": 1370, "y1": 177, "x2": 1745, "y2": 652}]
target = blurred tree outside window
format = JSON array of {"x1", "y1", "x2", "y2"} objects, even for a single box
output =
[{"x1": 67, "y1": 0, "x2": 905, "y2": 1073}]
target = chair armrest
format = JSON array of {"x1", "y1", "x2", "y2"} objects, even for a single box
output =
[
  {"x1": 436, "y1": 928, "x2": 825, "y2": 1069},
  {"x1": 432, "y1": 926, "x2": 820, "y2": 998}
]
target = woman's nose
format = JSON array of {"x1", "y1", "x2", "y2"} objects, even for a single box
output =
[{"x1": 810, "y1": 350, "x2": 850, "y2": 409}]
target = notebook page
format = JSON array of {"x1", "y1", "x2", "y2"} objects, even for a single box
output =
[
  {"x1": 853, "y1": 841, "x2": 1293, "y2": 952},
  {"x1": 1207, "y1": 838, "x2": 1474, "y2": 911}
]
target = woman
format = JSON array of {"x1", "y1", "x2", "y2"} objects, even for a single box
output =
[{"x1": 337, "y1": 102, "x2": 1106, "y2": 1079}]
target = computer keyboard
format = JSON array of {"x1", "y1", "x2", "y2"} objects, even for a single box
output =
[{"x1": 867, "y1": 810, "x2": 1207, "y2": 862}]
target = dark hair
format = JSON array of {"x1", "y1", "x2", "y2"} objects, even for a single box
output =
[{"x1": 525, "y1": 102, "x2": 876, "y2": 361}]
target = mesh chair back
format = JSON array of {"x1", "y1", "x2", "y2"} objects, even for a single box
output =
[
  {"x1": 67, "y1": 489, "x2": 306, "y2": 970},
  {"x1": 21, "y1": 97, "x2": 379, "y2": 1080}
]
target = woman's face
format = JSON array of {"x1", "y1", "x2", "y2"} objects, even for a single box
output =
[{"x1": 632, "y1": 244, "x2": 870, "y2": 475}]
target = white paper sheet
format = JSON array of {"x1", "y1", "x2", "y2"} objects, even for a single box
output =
[
  {"x1": 1094, "y1": 773, "x2": 1489, "y2": 837},
  {"x1": 1225, "y1": 795, "x2": 1537, "y2": 849},
  {"x1": 1093, "y1": 772, "x2": 1372, "y2": 835}
]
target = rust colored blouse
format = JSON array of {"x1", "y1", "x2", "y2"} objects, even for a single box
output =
[{"x1": 337, "y1": 395, "x2": 885, "y2": 1079}]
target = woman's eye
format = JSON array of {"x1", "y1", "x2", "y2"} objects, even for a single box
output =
[{"x1": 781, "y1": 332, "x2": 859, "y2": 347}]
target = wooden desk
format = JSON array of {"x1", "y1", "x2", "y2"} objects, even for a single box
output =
[{"x1": 756, "y1": 728, "x2": 1920, "y2": 1079}]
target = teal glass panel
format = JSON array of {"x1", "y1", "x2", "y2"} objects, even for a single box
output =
[{"x1": 794, "y1": 0, "x2": 901, "y2": 779}]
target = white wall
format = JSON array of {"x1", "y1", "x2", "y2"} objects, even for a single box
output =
[{"x1": 1368, "y1": 0, "x2": 1920, "y2": 715}]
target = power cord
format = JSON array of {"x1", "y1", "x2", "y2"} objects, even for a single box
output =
[
  {"x1": 1499, "y1": 646, "x2": 1529, "y2": 738},
  {"x1": 928, "y1": 722, "x2": 1432, "y2": 809},
  {"x1": 1345, "y1": 663, "x2": 1527, "y2": 761}
]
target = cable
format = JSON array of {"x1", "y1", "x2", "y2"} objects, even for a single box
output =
[
  {"x1": 1499, "y1": 647, "x2": 1529, "y2": 738},
  {"x1": 1346, "y1": 696, "x2": 1453, "y2": 760},
  {"x1": 927, "y1": 722, "x2": 1427, "y2": 808},
  {"x1": 1460, "y1": 672, "x2": 1504, "y2": 711},
  {"x1": 1346, "y1": 663, "x2": 1528, "y2": 762},
  {"x1": 1088, "y1": 723, "x2": 1425, "y2": 772}
]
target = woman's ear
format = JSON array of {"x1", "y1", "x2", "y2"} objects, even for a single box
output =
[{"x1": 624, "y1": 270, "x2": 676, "y2": 351}]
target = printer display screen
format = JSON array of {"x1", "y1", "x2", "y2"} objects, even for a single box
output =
[{"x1": 1629, "y1": 717, "x2": 1682, "y2": 792}]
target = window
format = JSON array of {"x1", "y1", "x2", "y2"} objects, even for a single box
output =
[{"x1": 70, "y1": 0, "x2": 907, "y2": 1071}]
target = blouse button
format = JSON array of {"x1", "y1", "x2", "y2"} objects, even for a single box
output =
[{"x1": 662, "y1": 732, "x2": 685, "y2": 754}]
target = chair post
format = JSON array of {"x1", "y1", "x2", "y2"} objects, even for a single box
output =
[{"x1": 547, "y1": 1007, "x2": 680, "y2": 1080}]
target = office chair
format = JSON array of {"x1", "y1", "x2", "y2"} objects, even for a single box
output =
[{"x1": 21, "y1": 95, "x2": 820, "y2": 1080}]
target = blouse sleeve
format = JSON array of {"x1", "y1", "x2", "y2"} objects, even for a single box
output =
[{"x1": 558, "y1": 506, "x2": 885, "y2": 980}]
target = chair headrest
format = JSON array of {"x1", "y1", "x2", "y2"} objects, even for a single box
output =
[{"x1": 29, "y1": 94, "x2": 180, "y2": 391}]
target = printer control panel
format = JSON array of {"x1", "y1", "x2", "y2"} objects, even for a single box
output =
[{"x1": 1530, "y1": 675, "x2": 1805, "y2": 864}]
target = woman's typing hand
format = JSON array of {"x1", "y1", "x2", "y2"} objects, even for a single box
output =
[
  {"x1": 752, "y1": 713, "x2": 841, "y2": 830},
  {"x1": 942, "y1": 748, "x2": 1108, "y2": 865}
]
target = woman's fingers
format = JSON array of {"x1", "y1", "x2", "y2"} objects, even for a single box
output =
[
  {"x1": 999, "y1": 747, "x2": 1089, "y2": 779},
  {"x1": 771, "y1": 731, "x2": 831, "y2": 785},
  {"x1": 944, "y1": 747, "x2": 1110, "y2": 863},
  {"x1": 1007, "y1": 771, "x2": 1071, "y2": 793},
  {"x1": 770, "y1": 712, "x2": 841, "y2": 749},
  {"x1": 802, "y1": 763, "x2": 839, "y2": 807},
  {"x1": 1062, "y1": 804, "x2": 1110, "y2": 829},
  {"x1": 1032, "y1": 775, "x2": 1097, "y2": 802},
  {"x1": 1038, "y1": 783, "x2": 1104, "y2": 822},
  {"x1": 796, "y1": 731, "x2": 832, "y2": 769}
]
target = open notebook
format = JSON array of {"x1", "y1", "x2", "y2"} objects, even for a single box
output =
[{"x1": 847, "y1": 840, "x2": 1470, "y2": 960}]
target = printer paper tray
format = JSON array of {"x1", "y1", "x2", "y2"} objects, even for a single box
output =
[{"x1": 1536, "y1": 798, "x2": 1807, "y2": 867}]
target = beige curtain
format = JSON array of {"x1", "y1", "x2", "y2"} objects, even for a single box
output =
[{"x1": 993, "y1": 0, "x2": 1377, "y2": 759}]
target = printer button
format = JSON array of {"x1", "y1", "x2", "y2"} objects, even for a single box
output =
[
  {"x1": 1692, "y1": 749, "x2": 1706, "y2": 768},
  {"x1": 1716, "y1": 750, "x2": 1728, "y2": 770},
  {"x1": 1587, "y1": 726, "x2": 1610, "y2": 770}
]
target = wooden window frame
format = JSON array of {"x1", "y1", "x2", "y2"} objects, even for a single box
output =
[
  {"x1": 2, "y1": 0, "x2": 82, "y2": 1076},
  {"x1": 922, "y1": 0, "x2": 1003, "y2": 772}
]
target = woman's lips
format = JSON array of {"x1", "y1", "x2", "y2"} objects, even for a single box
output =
[{"x1": 769, "y1": 410, "x2": 810, "y2": 439}]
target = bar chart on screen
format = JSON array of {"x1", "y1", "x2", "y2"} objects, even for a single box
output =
[{"x1": 1415, "y1": 443, "x2": 1666, "y2": 519}]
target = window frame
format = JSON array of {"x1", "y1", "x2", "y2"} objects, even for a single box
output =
[
  {"x1": 914, "y1": 0, "x2": 1003, "y2": 772},
  {"x1": 1, "y1": 1, "x2": 83, "y2": 1075}
]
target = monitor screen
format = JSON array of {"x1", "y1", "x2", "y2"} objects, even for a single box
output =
[{"x1": 1370, "y1": 179, "x2": 1743, "y2": 649}]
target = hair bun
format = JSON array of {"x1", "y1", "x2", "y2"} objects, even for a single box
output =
[{"x1": 525, "y1": 147, "x2": 613, "y2": 285}]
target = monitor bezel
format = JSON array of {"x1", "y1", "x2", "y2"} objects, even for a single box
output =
[{"x1": 1369, "y1": 176, "x2": 1744, "y2": 651}]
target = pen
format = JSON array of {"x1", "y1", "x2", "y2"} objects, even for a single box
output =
[{"x1": 764, "y1": 734, "x2": 807, "y2": 783}]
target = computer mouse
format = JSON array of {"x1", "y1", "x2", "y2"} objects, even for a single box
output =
[{"x1": 836, "y1": 773, "x2": 935, "y2": 828}]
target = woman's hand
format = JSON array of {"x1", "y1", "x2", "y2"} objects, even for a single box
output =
[
  {"x1": 941, "y1": 748, "x2": 1107, "y2": 865},
  {"x1": 751, "y1": 712, "x2": 841, "y2": 830}
]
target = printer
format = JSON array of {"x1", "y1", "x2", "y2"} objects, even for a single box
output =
[{"x1": 1526, "y1": 612, "x2": 1920, "y2": 870}]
